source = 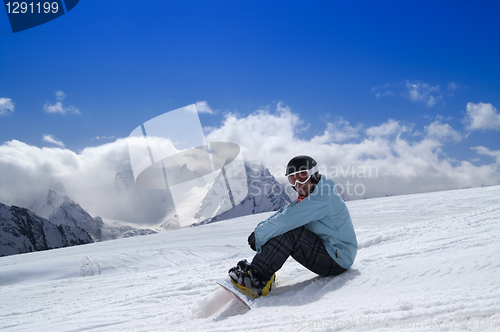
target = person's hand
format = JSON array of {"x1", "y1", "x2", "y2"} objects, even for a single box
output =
[{"x1": 248, "y1": 231, "x2": 256, "y2": 251}]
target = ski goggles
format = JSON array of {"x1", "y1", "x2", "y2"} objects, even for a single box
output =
[{"x1": 287, "y1": 165, "x2": 319, "y2": 187}]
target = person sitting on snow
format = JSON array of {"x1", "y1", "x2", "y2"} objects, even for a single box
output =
[{"x1": 228, "y1": 155, "x2": 358, "y2": 298}]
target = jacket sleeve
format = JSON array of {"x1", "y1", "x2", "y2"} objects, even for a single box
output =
[{"x1": 254, "y1": 191, "x2": 332, "y2": 253}]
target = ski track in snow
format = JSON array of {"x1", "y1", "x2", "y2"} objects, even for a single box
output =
[{"x1": 1, "y1": 186, "x2": 500, "y2": 331}]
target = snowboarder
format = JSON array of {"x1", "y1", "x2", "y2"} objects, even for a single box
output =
[{"x1": 228, "y1": 155, "x2": 358, "y2": 298}]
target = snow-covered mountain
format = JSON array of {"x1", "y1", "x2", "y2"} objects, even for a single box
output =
[
  {"x1": 0, "y1": 202, "x2": 93, "y2": 257},
  {"x1": 29, "y1": 183, "x2": 67, "y2": 218},
  {"x1": 47, "y1": 197, "x2": 104, "y2": 242},
  {"x1": 26, "y1": 177, "x2": 169, "y2": 242},
  {"x1": 0, "y1": 185, "x2": 498, "y2": 331},
  {"x1": 30, "y1": 186, "x2": 104, "y2": 242},
  {"x1": 194, "y1": 163, "x2": 293, "y2": 225}
]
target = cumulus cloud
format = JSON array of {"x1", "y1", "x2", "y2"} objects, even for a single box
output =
[
  {"x1": 44, "y1": 91, "x2": 80, "y2": 115},
  {"x1": 464, "y1": 102, "x2": 500, "y2": 131},
  {"x1": 311, "y1": 118, "x2": 361, "y2": 144},
  {"x1": 206, "y1": 102, "x2": 302, "y2": 166},
  {"x1": 425, "y1": 121, "x2": 462, "y2": 142},
  {"x1": 366, "y1": 119, "x2": 409, "y2": 137},
  {"x1": 0, "y1": 138, "x2": 174, "y2": 226},
  {"x1": 43, "y1": 134, "x2": 65, "y2": 148},
  {"x1": 0, "y1": 97, "x2": 15, "y2": 116},
  {"x1": 0, "y1": 102, "x2": 499, "y2": 230},
  {"x1": 195, "y1": 101, "x2": 215, "y2": 114},
  {"x1": 207, "y1": 103, "x2": 499, "y2": 198}
]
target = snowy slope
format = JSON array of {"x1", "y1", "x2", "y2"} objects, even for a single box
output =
[{"x1": 0, "y1": 186, "x2": 499, "y2": 331}]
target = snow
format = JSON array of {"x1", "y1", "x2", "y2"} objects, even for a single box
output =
[{"x1": 1, "y1": 186, "x2": 500, "y2": 331}]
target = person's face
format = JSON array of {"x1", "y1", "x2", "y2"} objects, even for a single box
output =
[
  {"x1": 294, "y1": 177, "x2": 313, "y2": 196},
  {"x1": 288, "y1": 169, "x2": 314, "y2": 196}
]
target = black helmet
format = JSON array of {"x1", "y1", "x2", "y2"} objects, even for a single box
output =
[{"x1": 285, "y1": 155, "x2": 321, "y2": 185}]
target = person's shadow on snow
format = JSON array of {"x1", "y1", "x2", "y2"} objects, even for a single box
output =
[{"x1": 255, "y1": 268, "x2": 361, "y2": 307}]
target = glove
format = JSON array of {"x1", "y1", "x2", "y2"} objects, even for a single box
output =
[{"x1": 248, "y1": 231, "x2": 256, "y2": 251}]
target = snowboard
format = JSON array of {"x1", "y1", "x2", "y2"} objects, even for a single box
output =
[{"x1": 216, "y1": 278, "x2": 253, "y2": 309}]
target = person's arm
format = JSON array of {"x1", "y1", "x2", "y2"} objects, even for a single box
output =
[{"x1": 254, "y1": 193, "x2": 331, "y2": 253}]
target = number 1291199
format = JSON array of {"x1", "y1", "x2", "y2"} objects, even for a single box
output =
[{"x1": 5, "y1": 2, "x2": 60, "y2": 14}]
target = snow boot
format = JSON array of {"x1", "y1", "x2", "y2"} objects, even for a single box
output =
[{"x1": 228, "y1": 259, "x2": 275, "y2": 298}]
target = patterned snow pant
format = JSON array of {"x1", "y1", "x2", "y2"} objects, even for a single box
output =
[{"x1": 251, "y1": 226, "x2": 347, "y2": 282}]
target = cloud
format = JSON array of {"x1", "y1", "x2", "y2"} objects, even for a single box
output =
[
  {"x1": 43, "y1": 134, "x2": 65, "y2": 148},
  {"x1": 464, "y1": 102, "x2": 500, "y2": 131},
  {"x1": 207, "y1": 103, "x2": 499, "y2": 198},
  {"x1": 373, "y1": 80, "x2": 458, "y2": 108},
  {"x1": 0, "y1": 98, "x2": 15, "y2": 116},
  {"x1": 405, "y1": 80, "x2": 442, "y2": 107},
  {"x1": 206, "y1": 102, "x2": 302, "y2": 166},
  {"x1": 375, "y1": 91, "x2": 395, "y2": 99},
  {"x1": 311, "y1": 118, "x2": 361, "y2": 144},
  {"x1": 471, "y1": 146, "x2": 500, "y2": 165},
  {"x1": 366, "y1": 119, "x2": 409, "y2": 137},
  {"x1": 446, "y1": 82, "x2": 458, "y2": 96},
  {"x1": 44, "y1": 102, "x2": 81, "y2": 115},
  {"x1": 0, "y1": 138, "x2": 173, "y2": 226},
  {"x1": 55, "y1": 90, "x2": 66, "y2": 101},
  {"x1": 0, "y1": 102, "x2": 498, "y2": 230},
  {"x1": 425, "y1": 121, "x2": 462, "y2": 142},
  {"x1": 44, "y1": 91, "x2": 80, "y2": 115},
  {"x1": 372, "y1": 84, "x2": 395, "y2": 99},
  {"x1": 195, "y1": 101, "x2": 215, "y2": 114}
]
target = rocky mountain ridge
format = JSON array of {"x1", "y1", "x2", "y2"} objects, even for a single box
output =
[{"x1": 0, "y1": 202, "x2": 93, "y2": 257}]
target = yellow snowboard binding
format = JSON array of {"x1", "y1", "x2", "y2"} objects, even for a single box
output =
[
  {"x1": 230, "y1": 273, "x2": 275, "y2": 298},
  {"x1": 229, "y1": 259, "x2": 276, "y2": 298}
]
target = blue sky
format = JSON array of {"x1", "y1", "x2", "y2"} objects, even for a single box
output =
[{"x1": 1, "y1": 1, "x2": 500, "y2": 210}]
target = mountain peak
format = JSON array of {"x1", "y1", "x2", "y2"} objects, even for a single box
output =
[
  {"x1": 0, "y1": 202, "x2": 93, "y2": 257},
  {"x1": 193, "y1": 162, "x2": 292, "y2": 225}
]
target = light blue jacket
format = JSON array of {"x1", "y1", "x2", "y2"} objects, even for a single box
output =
[{"x1": 254, "y1": 175, "x2": 358, "y2": 269}]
